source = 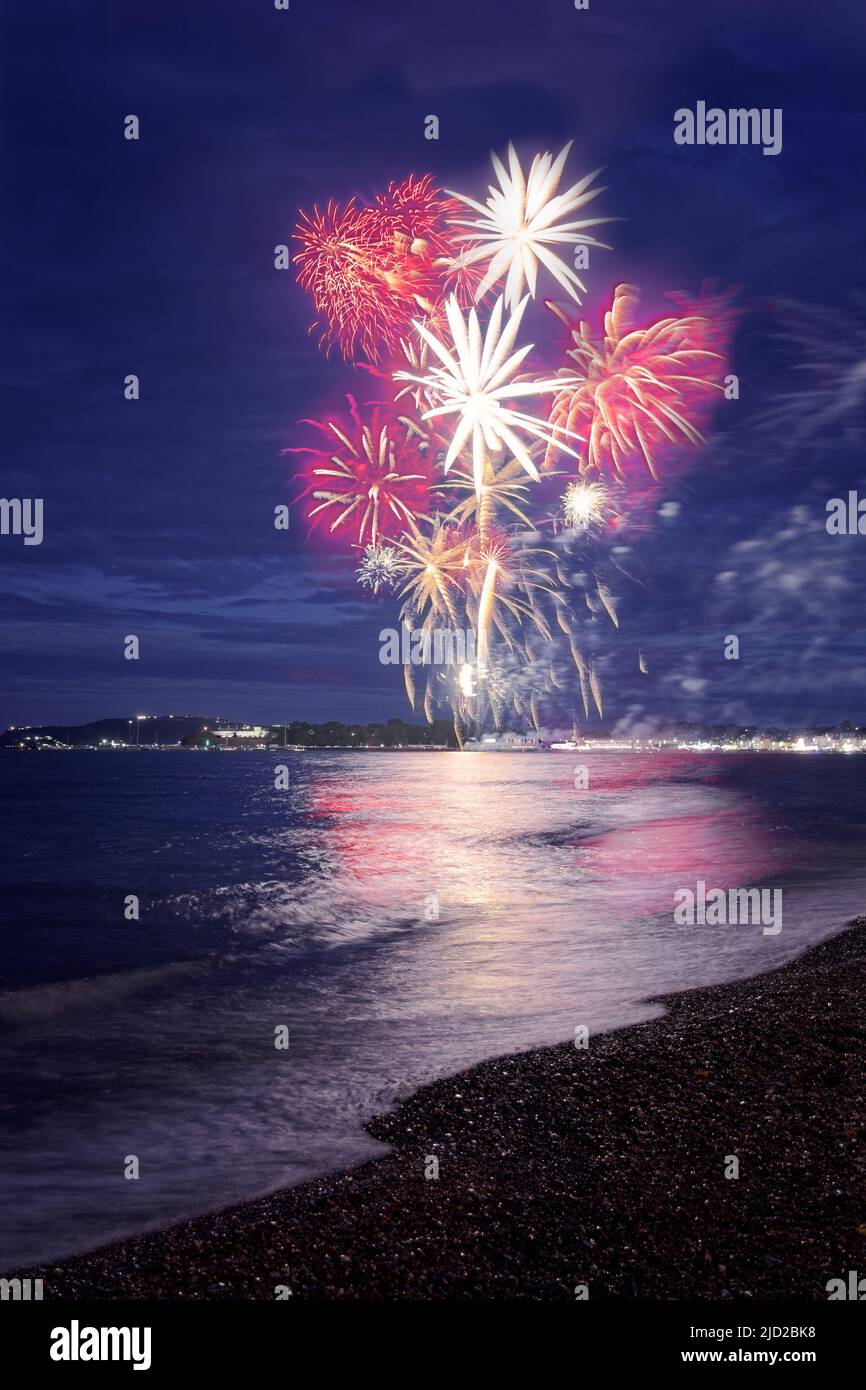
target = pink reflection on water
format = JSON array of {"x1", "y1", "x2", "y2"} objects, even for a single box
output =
[
  {"x1": 576, "y1": 755, "x2": 791, "y2": 917},
  {"x1": 300, "y1": 752, "x2": 800, "y2": 933}
]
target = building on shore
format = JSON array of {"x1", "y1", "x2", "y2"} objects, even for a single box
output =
[{"x1": 208, "y1": 726, "x2": 269, "y2": 741}]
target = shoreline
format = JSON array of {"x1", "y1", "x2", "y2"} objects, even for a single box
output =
[{"x1": 21, "y1": 918, "x2": 866, "y2": 1299}]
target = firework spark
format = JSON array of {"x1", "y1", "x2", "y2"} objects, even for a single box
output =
[
  {"x1": 396, "y1": 294, "x2": 580, "y2": 497},
  {"x1": 448, "y1": 142, "x2": 609, "y2": 310},
  {"x1": 546, "y1": 283, "x2": 725, "y2": 480},
  {"x1": 289, "y1": 396, "x2": 434, "y2": 545}
]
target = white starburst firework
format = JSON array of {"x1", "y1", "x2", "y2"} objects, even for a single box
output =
[
  {"x1": 395, "y1": 294, "x2": 580, "y2": 497},
  {"x1": 447, "y1": 143, "x2": 609, "y2": 309},
  {"x1": 356, "y1": 543, "x2": 402, "y2": 594},
  {"x1": 562, "y1": 479, "x2": 611, "y2": 532}
]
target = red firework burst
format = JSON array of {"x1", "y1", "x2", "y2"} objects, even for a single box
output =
[
  {"x1": 293, "y1": 177, "x2": 484, "y2": 363},
  {"x1": 287, "y1": 395, "x2": 437, "y2": 546},
  {"x1": 367, "y1": 173, "x2": 451, "y2": 247},
  {"x1": 545, "y1": 283, "x2": 728, "y2": 480},
  {"x1": 367, "y1": 173, "x2": 484, "y2": 307},
  {"x1": 294, "y1": 199, "x2": 438, "y2": 363}
]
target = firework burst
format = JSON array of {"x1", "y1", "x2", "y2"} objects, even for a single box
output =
[
  {"x1": 368, "y1": 173, "x2": 450, "y2": 247},
  {"x1": 546, "y1": 283, "x2": 725, "y2": 480},
  {"x1": 397, "y1": 293, "x2": 580, "y2": 497},
  {"x1": 294, "y1": 200, "x2": 438, "y2": 363},
  {"x1": 393, "y1": 518, "x2": 469, "y2": 627},
  {"x1": 289, "y1": 150, "x2": 729, "y2": 734},
  {"x1": 368, "y1": 174, "x2": 479, "y2": 298},
  {"x1": 561, "y1": 479, "x2": 612, "y2": 532},
  {"x1": 357, "y1": 543, "x2": 402, "y2": 594},
  {"x1": 294, "y1": 175, "x2": 483, "y2": 364},
  {"x1": 448, "y1": 142, "x2": 610, "y2": 309},
  {"x1": 289, "y1": 396, "x2": 435, "y2": 545}
]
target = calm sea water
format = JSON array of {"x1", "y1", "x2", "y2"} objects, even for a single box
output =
[{"x1": 1, "y1": 750, "x2": 864, "y2": 1269}]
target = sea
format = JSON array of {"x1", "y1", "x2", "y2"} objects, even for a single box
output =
[{"x1": 1, "y1": 749, "x2": 864, "y2": 1269}]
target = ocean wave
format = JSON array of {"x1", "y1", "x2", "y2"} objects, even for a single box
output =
[
  {"x1": 0, "y1": 958, "x2": 212, "y2": 1023},
  {"x1": 169, "y1": 878, "x2": 434, "y2": 952}
]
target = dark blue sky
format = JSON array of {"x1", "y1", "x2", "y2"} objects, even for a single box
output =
[{"x1": 2, "y1": 0, "x2": 865, "y2": 730}]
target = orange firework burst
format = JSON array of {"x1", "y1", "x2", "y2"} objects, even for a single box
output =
[
  {"x1": 545, "y1": 283, "x2": 726, "y2": 480},
  {"x1": 288, "y1": 395, "x2": 436, "y2": 546}
]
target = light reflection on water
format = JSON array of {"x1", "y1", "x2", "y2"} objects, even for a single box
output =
[{"x1": 0, "y1": 750, "x2": 863, "y2": 1267}]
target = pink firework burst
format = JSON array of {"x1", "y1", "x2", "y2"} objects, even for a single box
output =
[
  {"x1": 288, "y1": 395, "x2": 437, "y2": 546},
  {"x1": 545, "y1": 283, "x2": 727, "y2": 480}
]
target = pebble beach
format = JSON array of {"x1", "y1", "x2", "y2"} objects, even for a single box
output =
[{"x1": 23, "y1": 917, "x2": 866, "y2": 1300}]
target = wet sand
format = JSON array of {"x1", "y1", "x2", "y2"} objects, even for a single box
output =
[{"x1": 22, "y1": 918, "x2": 866, "y2": 1299}]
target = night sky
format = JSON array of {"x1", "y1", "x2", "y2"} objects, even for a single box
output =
[{"x1": 2, "y1": 0, "x2": 865, "y2": 731}]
